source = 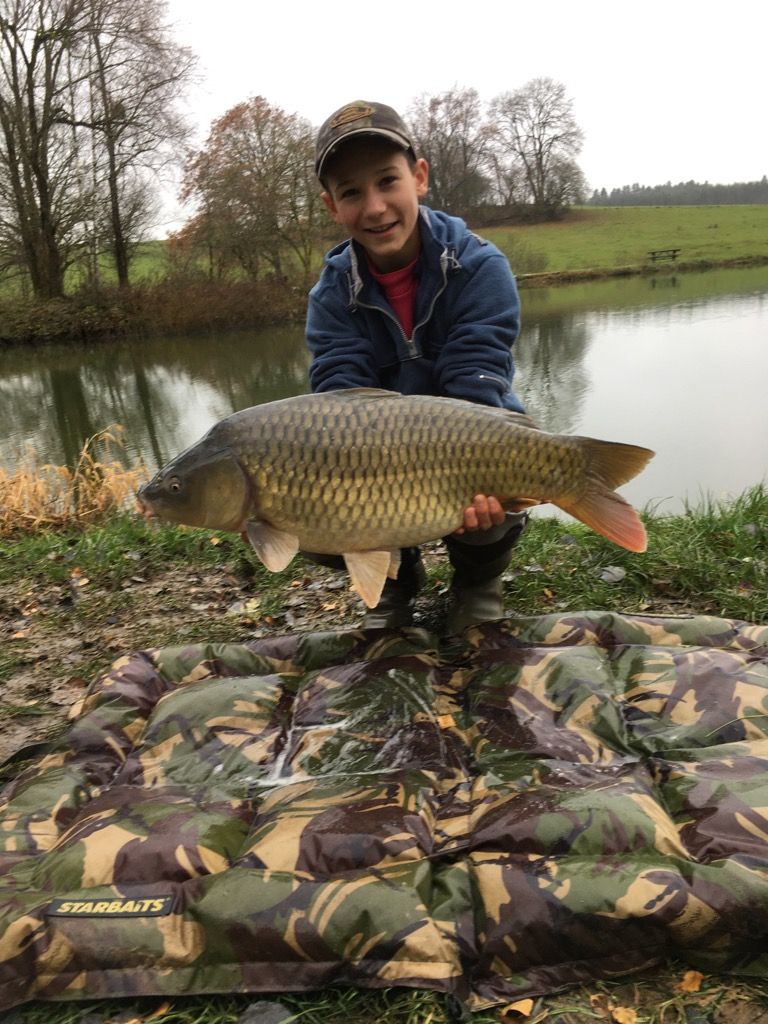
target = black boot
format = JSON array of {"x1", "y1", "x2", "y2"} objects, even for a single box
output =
[
  {"x1": 445, "y1": 575, "x2": 506, "y2": 634},
  {"x1": 362, "y1": 548, "x2": 425, "y2": 629},
  {"x1": 444, "y1": 511, "x2": 528, "y2": 634}
]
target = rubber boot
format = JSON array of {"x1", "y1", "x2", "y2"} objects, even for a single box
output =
[
  {"x1": 445, "y1": 575, "x2": 505, "y2": 634},
  {"x1": 362, "y1": 549, "x2": 426, "y2": 629},
  {"x1": 444, "y1": 510, "x2": 529, "y2": 634}
]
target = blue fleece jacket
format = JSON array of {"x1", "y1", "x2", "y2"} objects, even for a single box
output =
[{"x1": 306, "y1": 206, "x2": 524, "y2": 411}]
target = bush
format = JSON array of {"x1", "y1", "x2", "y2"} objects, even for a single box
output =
[{"x1": 0, "y1": 274, "x2": 308, "y2": 346}]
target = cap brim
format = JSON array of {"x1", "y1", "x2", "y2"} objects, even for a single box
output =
[{"x1": 316, "y1": 128, "x2": 414, "y2": 178}]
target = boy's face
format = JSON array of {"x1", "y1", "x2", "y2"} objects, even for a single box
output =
[{"x1": 321, "y1": 137, "x2": 429, "y2": 273}]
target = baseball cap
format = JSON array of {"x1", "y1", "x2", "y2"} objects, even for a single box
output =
[{"x1": 315, "y1": 100, "x2": 417, "y2": 179}]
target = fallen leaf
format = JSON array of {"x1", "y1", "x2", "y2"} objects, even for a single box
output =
[
  {"x1": 543, "y1": 587, "x2": 554, "y2": 599},
  {"x1": 209, "y1": 536, "x2": 222, "y2": 546},
  {"x1": 501, "y1": 997, "x2": 535, "y2": 1019},
  {"x1": 11, "y1": 631, "x2": 28, "y2": 640},
  {"x1": 227, "y1": 598, "x2": 262, "y2": 616},
  {"x1": 677, "y1": 969, "x2": 704, "y2": 992},
  {"x1": 611, "y1": 1008, "x2": 637, "y2": 1024}
]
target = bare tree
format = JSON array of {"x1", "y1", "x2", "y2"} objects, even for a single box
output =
[
  {"x1": 0, "y1": 0, "x2": 92, "y2": 298},
  {"x1": 0, "y1": 0, "x2": 195, "y2": 297},
  {"x1": 488, "y1": 78, "x2": 585, "y2": 218},
  {"x1": 180, "y1": 96, "x2": 320, "y2": 283},
  {"x1": 73, "y1": 0, "x2": 196, "y2": 287},
  {"x1": 406, "y1": 87, "x2": 491, "y2": 217}
]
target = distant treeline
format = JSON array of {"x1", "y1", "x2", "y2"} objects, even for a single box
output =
[{"x1": 589, "y1": 177, "x2": 768, "y2": 206}]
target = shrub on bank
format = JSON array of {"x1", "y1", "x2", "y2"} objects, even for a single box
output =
[{"x1": 0, "y1": 273, "x2": 307, "y2": 346}]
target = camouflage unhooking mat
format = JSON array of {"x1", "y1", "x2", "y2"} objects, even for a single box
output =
[{"x1": 2, "y1": 611, "x2": 768, "y2": 1013}]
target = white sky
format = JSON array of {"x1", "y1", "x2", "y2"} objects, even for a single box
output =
[{"x1": 160, "y1": 0, "x2": 767, "y2": 234}]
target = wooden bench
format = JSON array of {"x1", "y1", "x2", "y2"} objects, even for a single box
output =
[{"x1": 647, "y1": 248, "x2": 681, "y2": 262}]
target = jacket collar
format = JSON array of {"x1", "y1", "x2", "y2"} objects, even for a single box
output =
[{"x1": 345, "y1": 206, "x2": 460, "y2": 309}]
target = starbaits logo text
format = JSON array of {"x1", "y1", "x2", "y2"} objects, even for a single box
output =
[{"x1": 48, "y1": 896, "x2": 173, "y2": 917}]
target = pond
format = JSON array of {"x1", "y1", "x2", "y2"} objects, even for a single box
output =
[{"x1": 1, "y1": 265, "x2": 766, "y2": 516}]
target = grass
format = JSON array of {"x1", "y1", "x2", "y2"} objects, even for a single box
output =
[
  {"x1": 115, "y1": 205, "x2": 768, "y2": 283},
  {"x1": 115, "y1": 207, "x2": 768, "y2": 282},
  {"x1": 1, "y1": 450, "x2": 767, "y2": 1024},
  {"x1": 2, "y1": 438, "x2": 766, "y2": 621},
  {"x1": 2, "y1": 205, "x2": 767, "y2": 343},
  {"x1": 0, "y1": 481, "x2": 765, "y2": 1024},
  {"x1": 483, "y1": 204, "x2": 768, "y2": 275},
  {"x1": 15, "y1": 988, "x2": 500, "y2": 1024},
  {"x1": 9, "y1": 969, "x2": 768, "y2": 1024}
]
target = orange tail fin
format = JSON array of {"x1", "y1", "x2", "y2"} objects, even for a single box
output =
[{"x1": 556, "y1": 439, "x2": 654, "y2": 552}]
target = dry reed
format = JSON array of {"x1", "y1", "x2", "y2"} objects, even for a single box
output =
[{"x1": 0, "y1": 427, "x2": 148, "y2": 536}]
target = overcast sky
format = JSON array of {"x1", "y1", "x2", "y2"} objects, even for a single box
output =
[{"x1": 161, "y1": 0, "x2": 767, "y2": 234}]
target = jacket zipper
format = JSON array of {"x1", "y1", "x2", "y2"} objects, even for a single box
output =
[{"x1": 349, "y1": 247, "x2": 456, "y2": 359}]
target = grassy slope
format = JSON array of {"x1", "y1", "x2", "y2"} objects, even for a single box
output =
[
  {"x1": 131, "y1": 205, "x2": 768, "y2": 281},
  {"x1": 4, "y1": 204, "x2": 763, "y2": 301},
  {"x1": 483, "y1": 204, "x2": 768, "y2": 274}
]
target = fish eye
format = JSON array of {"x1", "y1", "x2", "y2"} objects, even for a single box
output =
[{"x1": 167, "y1": 476, "x2": 182, "y2": 493}]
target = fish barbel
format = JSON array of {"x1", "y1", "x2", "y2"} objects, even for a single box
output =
[{"x1": 136, "y1": 388, "x2": 654, "y2": 608}]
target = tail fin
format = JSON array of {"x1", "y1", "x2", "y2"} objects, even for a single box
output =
[{"x1": 557, "y1": 440, "x2": 654, "y2": 552}]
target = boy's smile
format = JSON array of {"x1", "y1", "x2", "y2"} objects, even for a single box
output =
[{"x1": 322, "y1": 138, "x2": 429, "y2": 273}]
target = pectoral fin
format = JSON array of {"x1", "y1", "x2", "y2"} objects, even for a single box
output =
[
  {"x1": 245, "y1": 520, "x2": 299, "y2": 572},
  {"x1": 344, "y1": 550, "x2": 395, "y2": 608}
]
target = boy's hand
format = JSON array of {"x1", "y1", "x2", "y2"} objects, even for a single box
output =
[{"x1": 454, "y1": 494, "x2": 506, "y2": 534}]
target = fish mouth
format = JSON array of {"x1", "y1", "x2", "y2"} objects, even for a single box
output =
[{"x1": 135, "y1": 490, "x2": 158, "y2": 522}]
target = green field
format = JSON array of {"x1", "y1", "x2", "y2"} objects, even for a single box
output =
[
  {"x1": 132, "y1": 204, "x2": 766, "y2": 280},
  {"x1": 5, "y1": 204, "x2": 768, "y2": 296},
  {"x1": 2, "y1": 205, "x2": 767, "y2": 342},
  {"x1": 483, "y1": 204, "x2": 768, "y2": 276}
]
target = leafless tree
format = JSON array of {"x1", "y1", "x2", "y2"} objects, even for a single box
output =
[
  {"x1": 0, "y1": 0, "x2": 92, "y2": 298},
  {"x1": 72, "y1": 0, "x2": 196, "y2": 287},
  {"x1": 0, "y1": 0, "x2": 195, "y2": 297},
  {"x1": 407, "y1": 87, "x2": 492, "y2": 217},
  {"x1": 488, "y1": 78, "x2": 585, "y2": 218}
]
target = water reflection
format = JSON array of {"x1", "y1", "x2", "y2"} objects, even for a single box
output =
[
  {"x1": 0, "y1": 327, "x2": 310, "y2": 471},
  {"x1": 1, "y1": 266, "x2": 767, "y2": 513},
  {"x1": 515, "y1": 314, "x2": 591, "y2": 434}
]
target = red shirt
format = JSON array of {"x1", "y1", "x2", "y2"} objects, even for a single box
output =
[{"x1": 367, "y1": 256, "x2": 419, "y2": 340}]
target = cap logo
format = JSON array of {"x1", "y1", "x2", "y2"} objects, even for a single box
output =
[{"x1": 330, "y1": 103, "x2": 375, "y2": 129}]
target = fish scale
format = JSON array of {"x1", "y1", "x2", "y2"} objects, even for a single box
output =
[
  {"x1": 137, "y1": 388, "x2": 654, "y2": 608},
  {"x1": 226, "y1": 394, "x2": 595, "y2": 549}
]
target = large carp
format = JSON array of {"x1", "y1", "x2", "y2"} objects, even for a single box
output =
[{"x1": 136, "y1": 388, "x2": 654, "y2": 608}]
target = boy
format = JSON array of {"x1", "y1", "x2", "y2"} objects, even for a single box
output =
[{"x1": 305, "y1": 100, "x2": 528, "y2": 633}]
